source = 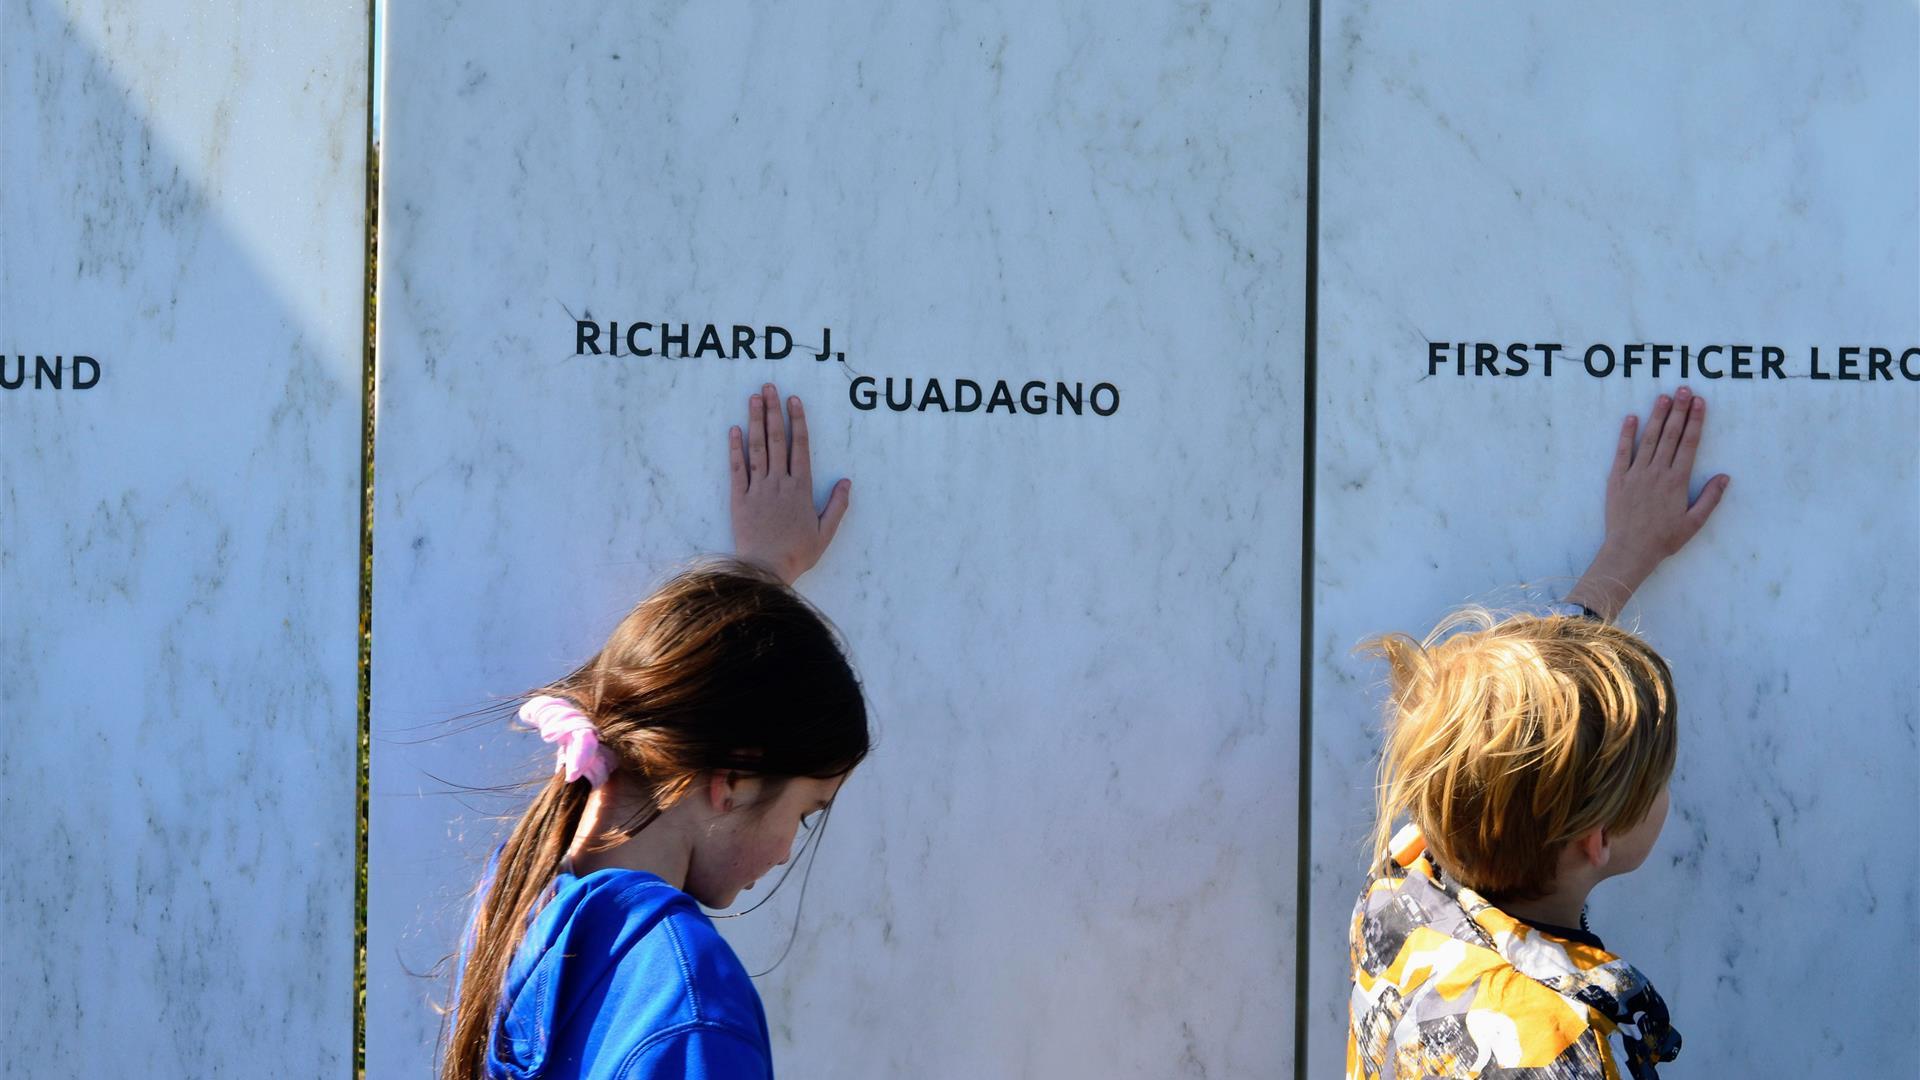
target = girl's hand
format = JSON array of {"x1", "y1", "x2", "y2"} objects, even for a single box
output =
[
  {"x1": 1565, "y1": 386, "x2": 1731, "y2": 620},
  {"x1": 729, "y1": 383, "x2": 852, "y2": 585}
]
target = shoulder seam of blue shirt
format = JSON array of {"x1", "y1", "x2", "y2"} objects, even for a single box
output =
[
  {"x1": 660, "y1": 889, "x2": 706, "y2": 1019},
  {"x1": 614, "y1": 1019, "x2": 773, "y2": 1080}
]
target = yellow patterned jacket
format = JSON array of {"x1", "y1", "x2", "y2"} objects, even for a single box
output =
[{"x1": 1347, "y1": 827, "x2": 1681, "y2": 1080}]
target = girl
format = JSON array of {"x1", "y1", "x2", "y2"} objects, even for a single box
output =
[
  {"x1": 440, "y1": 384, "x2": 861, "y2": 1080},
  {"x1": 1348, "y1": 387, "x2": 1728, "y2": 1079}
]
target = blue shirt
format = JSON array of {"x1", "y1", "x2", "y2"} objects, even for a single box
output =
[{"x1": 461, "y1": 852, "x2": 774, "y2": 1079}]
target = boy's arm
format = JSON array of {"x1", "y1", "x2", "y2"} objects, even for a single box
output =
[
  {"x1": 729, "y1": 382, "x2": 853, "y2": 585},
  {"x1": 1563, "y1": 385, "x2": 1731, "y2": 621}
]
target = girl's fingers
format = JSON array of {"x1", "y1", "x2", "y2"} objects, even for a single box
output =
[
  {"x1": 1653, "y1": 387, "x2": 1691, "y2": 467},
  {"x1": 1612, "y1": 414, "x2": 1638, "y2": 475},
  {"x1": 1685, "y1": 473, "x2": 1731, "y2": 532},
  {"x1": 763, "y1": 383, "x2": 789, "y2": 477},
  {"x1": 817, "y1": 478, "x2": 851, "y2": 547},
  {"x1": 789, "y1": 396, "x2": 813, "y2": 486},
  {"x1": 729, "y1": 425, "x2": 748, "y2": 499},
  {"x1": 747, "y1": 391, "x2": 769, "y2": 478}
]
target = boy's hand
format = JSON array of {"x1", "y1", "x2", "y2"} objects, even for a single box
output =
[
  {"x1": 1565, "y1": 386, "x2": 1731, "y2": 620},
  {"x1": 729, "y1": 383, "x2": 851, "y2": 585}
]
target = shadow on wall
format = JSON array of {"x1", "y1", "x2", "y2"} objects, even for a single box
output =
[{"x1": 0, "y1": 0, "x2": 364, "y2": 1075}]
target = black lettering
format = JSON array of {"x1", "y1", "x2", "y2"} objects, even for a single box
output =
[
  {"x1": 1019, "y1": 380, "x2": 1048, "y2": 414},
  {"x1": 918, "y1": 379, "x2": 949, "y2": 412},
  {"x1": 694, "y1": 324, "x2": 724, "y2": 358},
  {"x1": 1836, "y1": 346, "x2": 1860, "y2": 381},
  {"x1": 1869, "y1": 347, "x2": 1894, "y2": 381},
  {"x1": 1761, "y1": 345, "x2": 1786, "y2": 380},
  {"x1": 1428, "y1": 342, "x2": 1448, "y2": 377},
  {"x1": 814, "y1": 327, "x2": 834, "y2": 362},
  {"x1": 1623, "y1": 343, "x2": 1644, "y2": 377},
  {"x1": 626, "y1": 322, "x2": 649, "y2": 356},
  {"x1": 1729, "y1": 345, "x2": 1754, "y2": 379},
  {"x1": 765, "y1": 326, "x2": 793, "y2": 360},
  {"x1": 1504, "y1": 343, "x2": 1529, "y2": 377},
  {"x1": 1, "y1": 356, "x2": 23, "y2": 390},
  {"x1": 73, "y1": 355, "x2": 100, "y2": 389},
  {"x1": 732, "y1": 326, "x2": 756, "y2": 359},
  {"x1": 986, "y1": 380, "x2": 1017, "y2": 413},
  {"x1": 1056, "y1": 381, "x2": 1083, "y2": 415},
  {"x1": 1584, "y1": 344, "x2": 1616, "y2": 377},
  {"x1": 850, "y1": 374, "x2": 877, "y2": 409},
  {"x1": 576, "y1": 320, "x2": 602, "y2": 355},
  {"x1": 662, "y1": 323, "x2": 690, "y2": 356},
  {"x1": 1651, "y1": 344, "x2": 1673, "y2": 379},
  {"x1": 954, "y1": 379, "x2": 983, "y2": 412},
  {"x1": 1698, "y1": 345, "x2": 1724, "y2": 379},
  {"x1": 884, "y1": 377, "x2": 913, "y2": 412},
  {"x1": 1474, "y1": 343, "x2": 1499, "y2": 376},
  {"x1": 1901, "y1": 348, "x2": 1920, "y2": 381},
  {"x1": 1536, "y1": 343, "x2": 1561, "y2": 377},
  {"x1": 1809, "y1": 345, "x2": 1830, "y2": 380},
  {"x1": 1090, "y1": 383, "x2": 1120, "y2": 416},
  {"x1": 35, "y1": 356, "x2": 61, "y2": 389},
  {"x1": 609, "y1": 321, "x2": 623, "y2": 356}
]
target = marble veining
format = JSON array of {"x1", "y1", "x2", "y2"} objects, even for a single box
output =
[
  {"x1": 0, "y1": 0, "x2": 367, "y2": 1076},
  {"x1": 369, "y1": 2, "x2": 1307, "y2": 1076}
]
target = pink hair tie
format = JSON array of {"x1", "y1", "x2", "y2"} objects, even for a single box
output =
[{"x1": 518, "y1": 695, "x2": 615, "y2": 788}]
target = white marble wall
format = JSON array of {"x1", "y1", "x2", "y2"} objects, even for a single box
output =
[
  {"x1": 1309, "y1": 2, "x2": 1919, "y2": 1076},
  {"x1": 368, "y1": 1, "x2": 1306, "y2": 1075},
  {"x1": 0, "y1": 1, "x2": 367, "y2": 1076}
]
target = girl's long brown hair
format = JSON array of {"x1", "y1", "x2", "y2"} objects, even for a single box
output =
[{"x1": 436, "y1": 561, "x2": 869, "y2": 1080}]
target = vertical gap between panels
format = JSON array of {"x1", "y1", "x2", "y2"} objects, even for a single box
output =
[
  {"x1": 1294, "y1": 0, "x2": 1322, "y2": 1077},
  {"x1": 354, "y1": 1, "x2": 380, "y2": 1075}
]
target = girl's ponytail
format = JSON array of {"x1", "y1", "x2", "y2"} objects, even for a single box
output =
[{"x1": 438, "y1": 774, "x2": 591, "y2": 1080}]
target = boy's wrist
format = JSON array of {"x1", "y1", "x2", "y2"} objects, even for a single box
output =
[{"x1": 1566, "y1": 541, "x2": 1659, "y2": 621}]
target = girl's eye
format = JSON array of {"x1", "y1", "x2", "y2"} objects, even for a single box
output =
[{"x1": 800, "y1": 809, "x2": 824, "y2": 832}]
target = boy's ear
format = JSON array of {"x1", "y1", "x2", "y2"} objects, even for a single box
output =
[{"x1": 1575, "y1": 827, "x2": 1612, "y2": 870}]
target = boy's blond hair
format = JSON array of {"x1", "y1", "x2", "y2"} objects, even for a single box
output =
[{"x1": 1364, "y1": 610, "x2": 1678, "y2": 901}]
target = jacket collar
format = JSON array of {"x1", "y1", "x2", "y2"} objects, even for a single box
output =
[{"x1": 1385, "y1": 826, "x2": 1682, "y2": 1078}]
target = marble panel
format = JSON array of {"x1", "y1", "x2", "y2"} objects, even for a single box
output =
[
  {"x1": 368, "y1": 1, "x2": 1307, "y2": 1076},
  {"x1": 1309, "y1": 2, "x2": 1919, "y2": 1076},
  {"x1": 0, "y1": 0, "x2": 367, "y2": 1074}
]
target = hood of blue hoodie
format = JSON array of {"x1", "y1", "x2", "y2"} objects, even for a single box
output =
[
  {"x1": 492, "y1": 871, "x2": 676, "y2": 1077},
  {"x1": 461, "y1": 847, "x2": 771, "y2": 1080}
]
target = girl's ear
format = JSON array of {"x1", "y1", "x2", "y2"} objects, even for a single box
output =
[
  {"x1": 706, "y1": 770, "x2": 766, "y2": 814},
  {"x1": 706, "y1": 771, "x2": 737, "y2": 814}
]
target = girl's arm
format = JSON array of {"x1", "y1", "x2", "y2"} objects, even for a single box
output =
[
  {"x1": 1563, "y1": 385, "x2": 1731, "y2": 621},
  {"x1": 728, "y1": 382, "x2": 853, "y2": 585}
]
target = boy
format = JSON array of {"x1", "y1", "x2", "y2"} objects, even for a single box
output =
[{"x1": 1348, "y1": 387, "x2": 1728, "y2": 1080}]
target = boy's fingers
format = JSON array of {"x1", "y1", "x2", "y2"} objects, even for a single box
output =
[
  {"x1": 1612, "y1": 414, "x2": 1637, "y2": 475},
  {"x1": 1654, "y1": 388, "x2": 1690, "y2": 467},
  {"x1": 818, "y1": 478, "x2": 851, "y2": 546},
  {"x1": 1674, "y1": 395, "x2": 1707, "y2": 473},
  {"x1": 1685, "y1": 473, "x2": 1731, "y2": 532},
  {"x1": 789, "y1": 396, "x2": 812, "y2": 485},
  {"x1": 763, "y1": 383, "x2": 789, "y2": 476},
  {"x1": 1635, "y1": 394, "x2": 1672, "y2": 470},
  {"x1": 747, "y1": 392, "x2": 768, "y2": 478},
  {"x1": 729, "y1": 426, "x2": 749, "y2": 498}
]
